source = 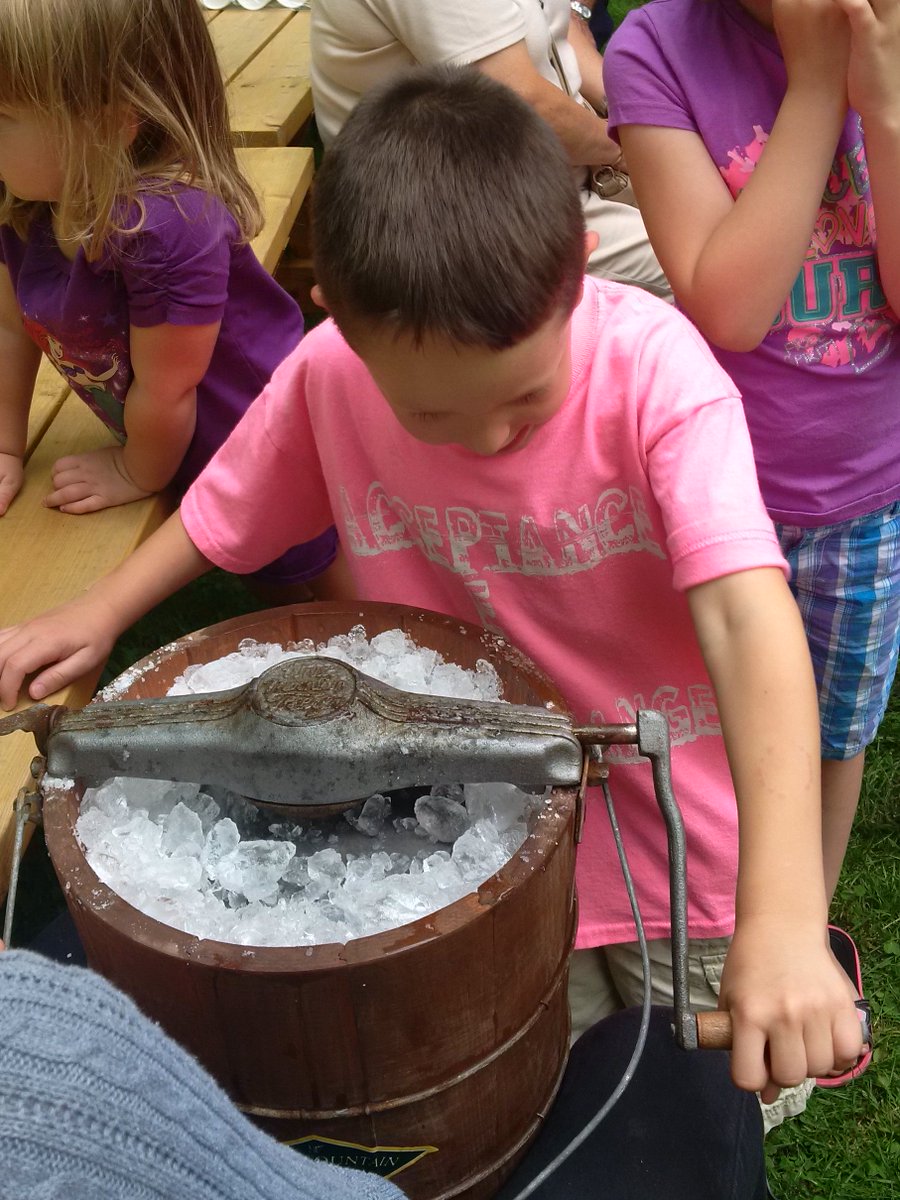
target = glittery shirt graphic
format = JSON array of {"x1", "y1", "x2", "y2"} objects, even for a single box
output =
[
  {"x1": 720, "y1": 118, "x2": 894, "y2": 375},
  {"x1": 22, "y1": 315, "x2": 130, "y2": 440}
]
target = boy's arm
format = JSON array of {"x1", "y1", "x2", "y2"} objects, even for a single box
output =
[
  {"x1": 833, "y1": 0, "x2": 900, "y2": 314},
  {"x1": 686, "y1": 567, "x2": 863, "y2": 1096},
  {"x1": 0, "y1": 264, "x2": 41, "y2": 516},
  {"x1": 0, "y1": 512, "x2": 211, "y2": 710},
  {"x1": 617, "y1": 0, "x2": 850, "y2": 350},
  {"x1": 44, "y1": 321, "x2": 220, "y2": 514}
]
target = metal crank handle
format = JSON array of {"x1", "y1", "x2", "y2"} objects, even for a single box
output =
[{"x1": 0, "y1": 704, "x2": 60, "y2": 753}]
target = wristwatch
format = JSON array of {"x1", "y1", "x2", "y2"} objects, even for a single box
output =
[{"x1": 570, "y1": 2, "x2": 592, "y2": 20}]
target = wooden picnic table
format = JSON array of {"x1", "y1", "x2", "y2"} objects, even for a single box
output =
[
  {"x1": 205, "y1": 4, "x2": 314, "y2": 147},
  {"x1": 0, "y1": 146, "x2": 314, "y2": 902}
]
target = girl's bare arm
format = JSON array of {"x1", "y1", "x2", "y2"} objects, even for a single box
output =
[
  {"x1": 687, "y1": 568, "x2": 862, "y2": 1097},
  {"x1": 0, "y1": 265, "x2": 40, "y2": 515},
  {"x1": 619, "y1": 0, "x2": 851, "y2": 350},
  {"x1": 44, "y1": 321, "x2": 220, "y2": 514}
]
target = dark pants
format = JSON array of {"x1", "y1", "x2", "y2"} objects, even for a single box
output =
[{"x1": 497, "y1": 1007, "x2": 768, "y2": 1200}]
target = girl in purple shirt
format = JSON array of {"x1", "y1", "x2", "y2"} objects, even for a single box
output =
[
  {"x1": 605, "y1": 0, "x2": 899, "y2": 1086},
  {"x1": 0, "y1": 0, "x2": 336, "y2": 588}
]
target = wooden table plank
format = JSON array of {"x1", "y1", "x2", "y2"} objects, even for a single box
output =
[
  {"x1": 227, "y1": 11, "x2": 312, "y2": 146},
  {"x1": 0, "y1": 397, "x2": 171, "y2": 910},
  {"x1": 238, "y1": 145, "x2": 314, "y2": 273},
  {"x1": 25, "y1": 361, "x2": 70, "y2": 461},
  {"x1": 209, "y1": 7, "x2": 293, "y2": 84},
  {"x1": 3, "y1": 400, "x2": 170, "y2": 634}
]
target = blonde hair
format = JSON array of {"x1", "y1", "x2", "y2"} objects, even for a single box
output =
[{"x1": 0, "y1": 0, "x2": 262, "y2": 258}]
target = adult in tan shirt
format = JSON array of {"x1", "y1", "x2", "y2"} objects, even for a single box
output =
[{"x1": 310, "y1": 0, "x2": 669, "y2": 297}]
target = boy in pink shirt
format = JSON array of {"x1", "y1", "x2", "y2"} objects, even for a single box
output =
[{"x1": 0, "y1": 67, "x2": 862, "y2": 1100}]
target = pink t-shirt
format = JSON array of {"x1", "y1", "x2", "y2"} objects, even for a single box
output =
[{"x1": 182, "y1": 279, "x2": 787, "y2": 946}]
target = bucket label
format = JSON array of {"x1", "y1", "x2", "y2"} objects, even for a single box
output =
[{"x1": 286, "y1": 1135, "x2": 437, "y2": 1180}]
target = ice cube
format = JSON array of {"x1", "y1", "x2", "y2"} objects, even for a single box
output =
[
  {"x1": 215, "y1": 840, "x2": 296, "y2": 903},
  {"x1": 345, "y1": 793, "x2": 391, "y2": 837},
  {"x1": 414, "y1": 794, "x2": 471, "y2": 843},
  {"x1": 452, "y1": 822, "x2": 511, "y2": 881},
  {"x1": 161, "y1": 803, "x2": 205, "y2": 858},
  {"x1": 463, "y1": 782, "x2": 530, "y2": 831},
  {"x1": 202, "y1": 818, "x2": 240, "y2": 877},
  {"x1": 305, "y1": 848, "x2": 346, "y2": 898}
]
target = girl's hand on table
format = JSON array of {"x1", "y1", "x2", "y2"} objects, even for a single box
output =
[{"x1": 45, "y1": 447, "x2": 154, "y2": 514}]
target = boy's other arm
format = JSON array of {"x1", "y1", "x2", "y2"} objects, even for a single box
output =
[
  {"x1": 833, "y1": 0, "x2": 900, "y2": 314},
  {"x1": 0, "y1": 512, "x2": 211, "y2": 710},
  {"x1": 618, "y1": 2, "x2": 851, "y2": 350},
  {"x1": 476, "y1": 40, "x2": 621, "y2": 169},
  {"x1": 0, "y1": 264, "x2": 41, "y2": 516},
  {"x1": 687, "y1": 568, "x2": 862, "y2": 1097},
  {"x1": 44, "y1": 321, "x2": 220, "y2": 514}
]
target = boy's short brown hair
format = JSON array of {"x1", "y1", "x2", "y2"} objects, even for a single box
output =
[{"x1": 312, "y1": 65, "x2": 586, "y2": 349}]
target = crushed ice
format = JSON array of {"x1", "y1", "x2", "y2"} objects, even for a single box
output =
[{"x1": 77, "y1": 628, "x2": 546, "y2": 946}]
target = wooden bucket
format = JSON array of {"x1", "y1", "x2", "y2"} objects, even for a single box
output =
[{"x1": 43, "y1": 602, "x2": 578, "y2": 1200}]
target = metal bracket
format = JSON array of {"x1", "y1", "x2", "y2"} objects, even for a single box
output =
[
  {"x1": 3, "y1": 778, "x2": 45, "y2": 948},
  {"x1": 572, "y1": 714, "x2": 696, "y2": 1048},
  {"x1": 634, "y1": 710, "x2": 696, "y2": 1050}
]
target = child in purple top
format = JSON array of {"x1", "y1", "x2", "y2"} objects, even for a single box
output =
[
  {"x1": 604, "y1": 0, "x2": 900, "y2": 992},
  {"x1": 0, "y1": 0, "x2": 337, "y2": 587}
]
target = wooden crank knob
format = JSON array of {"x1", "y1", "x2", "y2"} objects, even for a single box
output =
[{"x1": 695, "y1": 1009, "x2": 733, "y2": 1049}]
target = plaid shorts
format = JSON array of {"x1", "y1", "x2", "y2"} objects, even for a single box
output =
[{"x1": 776, "y1": 500, "x2": 900, "y2": 759}]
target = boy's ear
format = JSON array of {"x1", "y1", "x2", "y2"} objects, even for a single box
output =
[
  {"x1": 584, "y1": 230, "x2": 599, "y2": 266},
  {"x1": 310, "y1": 284, "x2": 330, "y2": 312}
]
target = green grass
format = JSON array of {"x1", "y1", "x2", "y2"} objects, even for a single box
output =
[{"x1": 764, "y1": 711, "x2": 900, "y2": 1199}]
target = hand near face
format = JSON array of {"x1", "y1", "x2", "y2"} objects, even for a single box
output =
[
  {"x1": 830, "y1": 0, "x2": 900, "y2": 121},
  {"x1": 773, "y1": 0, "x2": 851, "y2": 105}
]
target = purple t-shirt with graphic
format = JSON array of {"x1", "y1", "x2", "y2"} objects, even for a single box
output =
[
  {"x1": 605, "y1": 0, "x2": 900, "y2": 525},
  {"x1": 0, "y1": 187, "x2": 303, "y2": 496}
]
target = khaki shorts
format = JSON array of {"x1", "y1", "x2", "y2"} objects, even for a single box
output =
[
  {"x1": 568, "y1": 936, "x2": 730, "y2": 1037},
  {"x1": 582, "y1": 187, "x2": 672, "y2": 301}
]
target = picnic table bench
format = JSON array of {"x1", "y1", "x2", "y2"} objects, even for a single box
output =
[{"x1": 0, "y1": 145, "x2": 314, "y2": 900}]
